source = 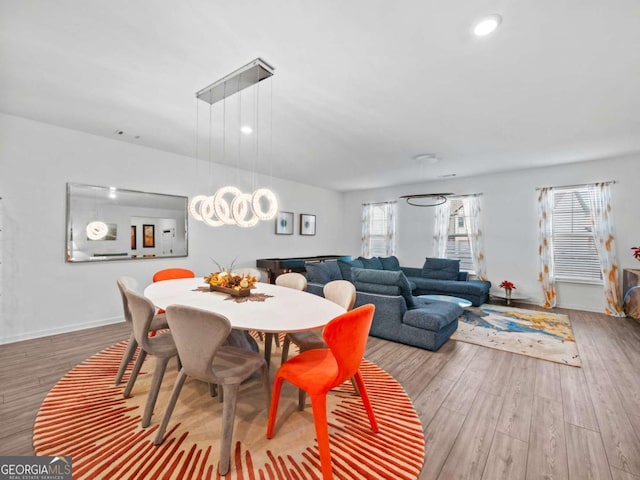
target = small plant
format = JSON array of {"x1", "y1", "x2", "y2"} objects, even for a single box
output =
[
  {"x1": 499, "y1": 280, "x2": 516, "y2": 291},
  {"x1": 632, "y1": 246, "x2": 640, "y2": 261}
]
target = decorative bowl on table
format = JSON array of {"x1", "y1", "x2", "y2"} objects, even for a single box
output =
[{"x1": 204, "y1": 271, "x2": 258, "y2": 297}]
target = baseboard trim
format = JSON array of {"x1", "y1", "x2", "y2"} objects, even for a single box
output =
[{"x1": 0, "y1": 316, "x2": 123, "y2": 345}]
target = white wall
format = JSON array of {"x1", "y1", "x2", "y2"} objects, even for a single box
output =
[
  {"x1": 2, "y1": 113, "x2": 638, "y2": 343},
  {"x1": 0, "y1": 113, "x2": 346, "y2": 343},
  {"x1": 342, "y1": 155, "x2": 640, "y2": 312}
]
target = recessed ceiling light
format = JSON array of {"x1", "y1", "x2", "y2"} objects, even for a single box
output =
[
  {"x1": 473, "y1": 14, "x2": 502, "y2": 36},
  {"x1": 414, "y1": 153, "x2": 439, "y2": 165},
  {"x1": 240, "y1": 125, "x2": 253, "y2": 134}
]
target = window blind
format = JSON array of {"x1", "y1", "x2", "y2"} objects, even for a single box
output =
[{"x1": 552, "y1": 188, "x2": 602, "y2": 282}]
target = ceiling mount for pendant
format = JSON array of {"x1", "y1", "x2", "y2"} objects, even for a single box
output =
[
  {"x1": 400, "y1": 193, "x2": 454, "y2": 207},
  {"x1": 196, "y1": 58, "x2": 274, "y2": 105}
]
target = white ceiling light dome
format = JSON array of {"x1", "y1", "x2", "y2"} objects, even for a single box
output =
[{"x1": 473, "y1": 14, "x2": 502, "y2": 36}]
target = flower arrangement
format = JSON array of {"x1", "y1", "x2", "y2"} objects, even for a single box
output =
[
  {"x1": 204, "y1": 258, "x2": 258, "y2": 294},
  {"x1": 499, "y1": 280, "x2": 516, "y2": 291},
  {"x1": 204, "y1": 271, "x2": 257, "y2": 291},
  {"x1": 632, "y1": 246, "x2": 640, "y2": 261},
  {"x1": 498, "y1": 280, "x2": 516, "y2": 305}
]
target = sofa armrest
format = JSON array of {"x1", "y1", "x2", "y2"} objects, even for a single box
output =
[
  {"x1": 354, "y1": 291, "x2": 408, "y2": 323},
  {"x1": 458, "y1": 271, "x2": 469, "y2": 281}
]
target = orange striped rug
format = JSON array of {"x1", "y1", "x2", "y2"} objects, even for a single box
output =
[{"x1": 33, "y1": 340, "x2": 425, "y2": 479}]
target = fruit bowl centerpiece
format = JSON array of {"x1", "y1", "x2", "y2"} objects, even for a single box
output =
[{"x1": 204, "y1": 271, "x2": 258, "y2": 297}]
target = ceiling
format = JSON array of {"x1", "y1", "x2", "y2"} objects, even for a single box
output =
[{"x1": 2, "y1": 1, "x2": 640, "y2": 192}]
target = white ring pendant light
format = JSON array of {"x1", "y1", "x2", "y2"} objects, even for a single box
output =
[{"x1": 190, "y1": 58, "x2": 278, "y2": 228}]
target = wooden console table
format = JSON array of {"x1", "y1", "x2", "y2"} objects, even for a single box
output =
[
  {"x1": 623, "y1": 268, "x2": 640, "y2": 319},
  {"x1": 256, "y1": 255, "x2": 346, "y2": 284}
]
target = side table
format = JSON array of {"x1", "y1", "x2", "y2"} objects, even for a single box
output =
[{"x1": 490, "y1": 288, "x2": 528, "y2": 306}]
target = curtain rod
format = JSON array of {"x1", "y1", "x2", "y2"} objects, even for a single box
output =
[{"x1": 535, "y1": 180, "x2": 616, "y2": 191}]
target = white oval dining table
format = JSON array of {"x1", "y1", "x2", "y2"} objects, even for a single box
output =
[
  {"x1": 144, "y1": 278, "x2": 345, "y2": 366},
  {"x1": 144, "y1": 278, "x2": 345, "y2": 332}
]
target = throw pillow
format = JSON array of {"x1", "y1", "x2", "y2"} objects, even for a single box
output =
[
  {"x1": 421, "y1": 257, "x2": 460, "y2": 280},
  {"x1": 305, "y1": 261, "x2": 343, "y2": 283},
  {"x1": 305, "y1": 261, "x2": 331, "y2": 284},
  {"x1": 358, "y1": 256, "x2": 384, "y2": 270},
  {"x1": 337, "y1": 258, "x2": 364, "y2": 282},
  {"x1": 324, "y1": 260, "x2": 343, "y2": 281},
  {"x1": 351, "y1": 267, "x2": 415, "y2": 308},
  {"x1": 378, "y1": 255, "x2": 401, "y2": 271}
]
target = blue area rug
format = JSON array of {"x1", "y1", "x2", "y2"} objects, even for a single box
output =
[{"x1": 452, "y1": 304, "x2": 581, "y2": 367}]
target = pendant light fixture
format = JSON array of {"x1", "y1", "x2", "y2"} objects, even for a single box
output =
[{"x1": 190, "y1": 58, "x2": 278, "y2": 227}]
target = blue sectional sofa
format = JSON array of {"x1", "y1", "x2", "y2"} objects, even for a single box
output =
[{"x1": 304, "y1": 256, "x2": 491, "y2": 351}]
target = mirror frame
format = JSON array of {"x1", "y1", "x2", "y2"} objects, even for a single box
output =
[{"x1": 65, "y1": 182, "x2": 189, "y2": 263}]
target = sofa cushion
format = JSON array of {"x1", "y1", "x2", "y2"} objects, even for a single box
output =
[
  {"x1": 422, "y1": 257, "x2": 460, "y2": 280},
  {"x1": 352, "y1": 282, "x2": 401, "y2": 296},
  {"x1": 357, "y1": 256, "x2": 384, "y2": 270},
  {"x1": 403, "y1": 300, "x2": 463, "y2": 331},
  {"x1": 412, "y1": 277, "x2": 488, "y2": 295},
  {"x1": 337, "y1": 258, "x2": 364, "y2": 282},
  {"x1": 305, "y1": 260, "x2": 342, "y2": 284},
  {"x1": 379, "y1": 255, "x2": 401, "y2": 271},
  {"x1": 352, "y1": 267, "x2": 415, "y2": 308}
]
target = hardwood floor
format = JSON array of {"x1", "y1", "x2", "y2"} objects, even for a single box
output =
[{"x1": 2, "y1": 305, "x2": 640, "y2": 479}]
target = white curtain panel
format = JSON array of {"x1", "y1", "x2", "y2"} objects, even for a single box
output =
[
  {"x1": 360, "y1": 204, "x2": 373, "y2": 258},
  {"x1": 383, "y1": 202, "x2": 397, "y2": 256},
  {"x1": 587, "y1": 182, "x2": 624, "y2": 316},
  {"x1": 433, "y1": 201, "x2": 450, "y2": 258},
  {"x1": 537, "y1": 187, "x2": 557, "y2": 308},
  {"x1": 461, "y1": 195, "x2": 488, "y2": 280}
]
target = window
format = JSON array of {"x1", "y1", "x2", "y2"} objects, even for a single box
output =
[
  {"x1": 361, "y1": 202, "x2": 396, "y2": 257},
  {"x1": 446, "y1": 199, "x2": 474, "y2": 271},
  {"x1": 551, "y1": 187, "x2": 602, "y2": 282}
]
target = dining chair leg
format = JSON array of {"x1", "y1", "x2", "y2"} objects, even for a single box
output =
[
  {"x1": 266, "y1": 375, "x2": 285, "y2": 439},
  {"x1": 281, "y1": 335, "x2": 291, "y2": 364},
  {"x1": 115, "y1": 333, "x2": 138, "y2": 385},
  {"x1": 154, "y1": 369, "x2": 187, "y2": 445},
  {"x1": 142, "y1": 357, "x2": 170, "y2": 428},
  {"x1": 353, "y1": 371, "x2": 379, "y2": 432},
  {"x1": 219, "y1": 383, "x2": 239, "y2": 476},
  {"x1": 350, "y1": 377, "x2": 360, "y2": 396},
  {"x1": 123, "y1": 349, "x2": 147, "y2": 397},
  {"x1": 298, "y1": 388, "x2": 306, "y2": 411},
  {"x1": 310, "y1": 393, "x2": 333, "y2": 480},
  {"x1": 264, "y1": 333, "x2": 274, "y2": 368},
  {"x1": 260, "y1": 363, "x2": 271, "y2": 411}
]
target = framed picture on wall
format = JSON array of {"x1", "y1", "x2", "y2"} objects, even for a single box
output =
[
  {"x1": 131, "y1": 225, "x2": 137, "y2": 250},
  {"x1": 275, "y1": 211, "x2": 294, "y2": 235},
  {"x1": 300, "y1": 214, "x2": 316, "y2": 236},
  {"x1": 143, "y1": 224, "x2": 155, "y2": 248}
]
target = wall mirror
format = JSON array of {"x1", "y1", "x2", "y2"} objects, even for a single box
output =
[{"x1": 66, "y1": 183, "x2": 188, "y2": 262}]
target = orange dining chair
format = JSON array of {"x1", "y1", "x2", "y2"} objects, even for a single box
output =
[
  {"x1": 114, "y1": 277, "x2": 169, "y2": 386},
  {"x1": 154, "y1": 304, "x2": 270, "y2": 476},
  {"x1": 152, "y1": 268, "x2": 195, "y2": 317},
  {"x1": 266, "y1": 304, "x2": 378, "y2": 480},
  {"x1": 152, "y1": 268, "x2": 195, "y2": 283}
]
